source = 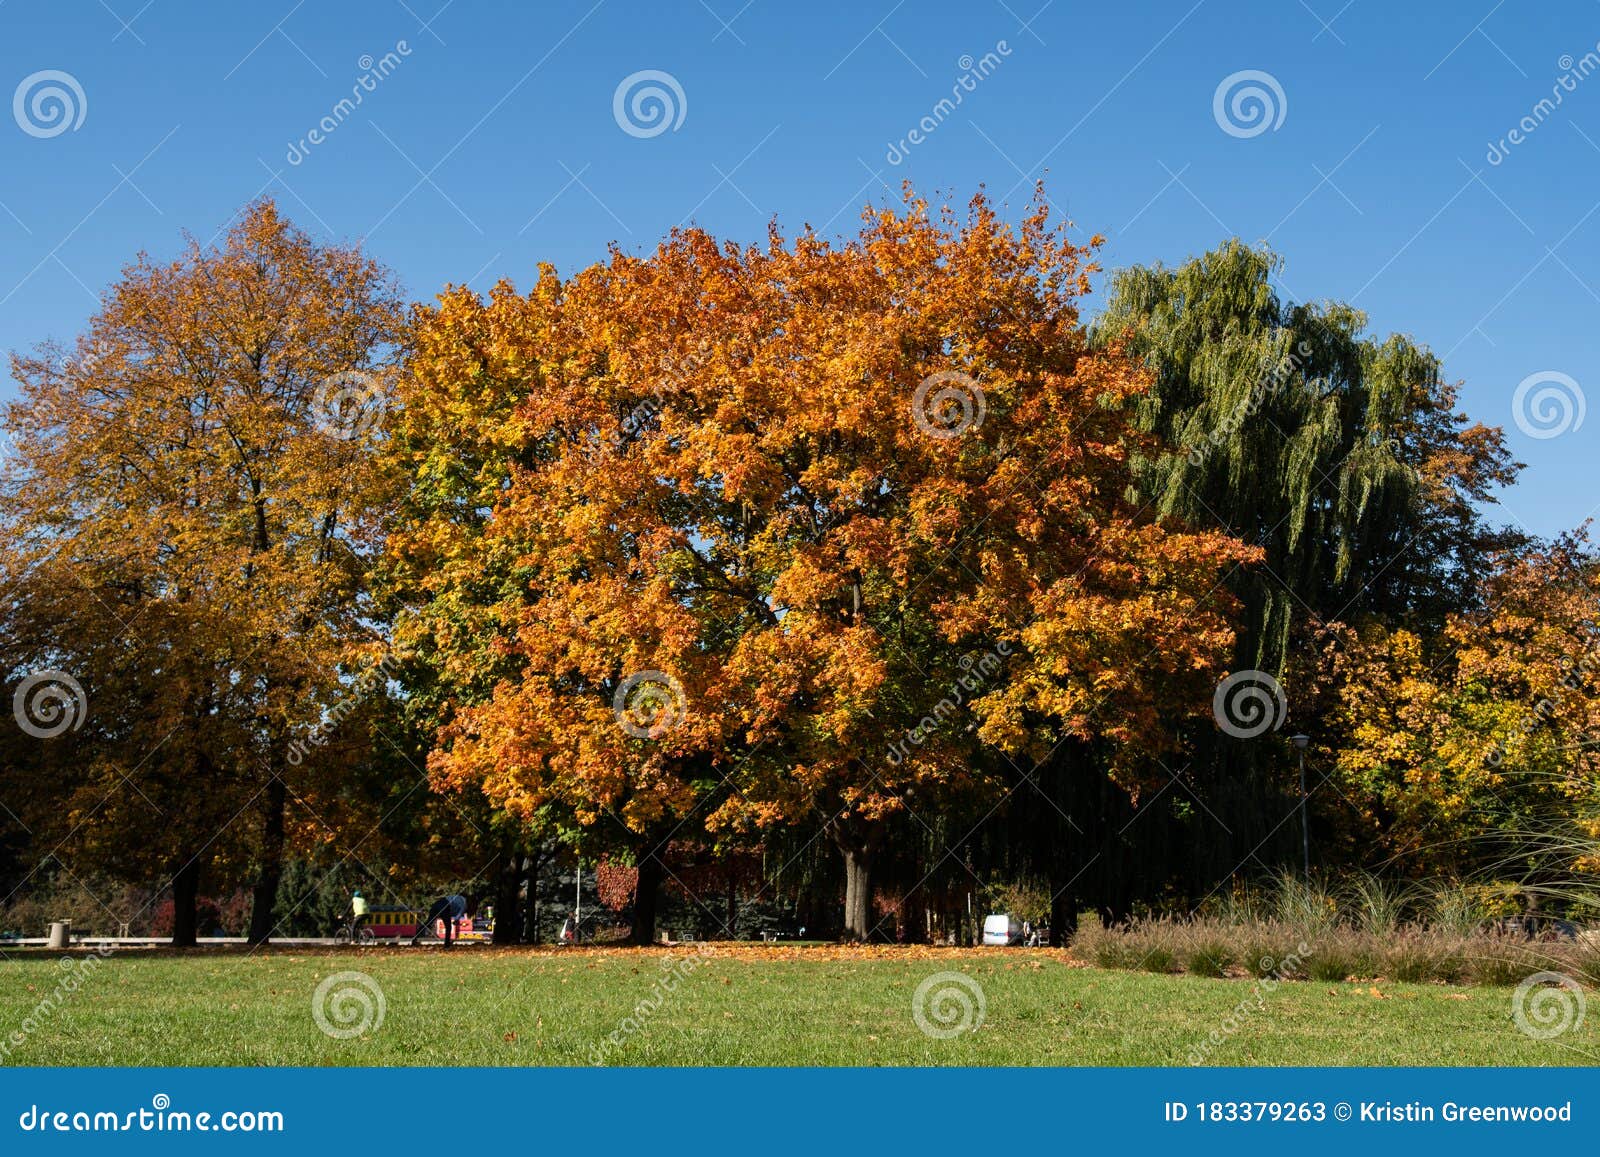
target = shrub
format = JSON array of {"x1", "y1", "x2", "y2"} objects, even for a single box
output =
[
  {"x1": 1346, "y1": 872, "x2": 1413, "y2": 937},
  {"x1": 1125, "y1": 919, "x2": 1177, "y2": 972},
  {"x1": 0, "y1": 875, "x2": 154, "y2": 937},
  {"x1": 1136, "y1": 944, "x2": 1176, "y2": 974},
  {"x1": 1222, "y1": 920, "x2": 1312, "y2": 978},
  {"x1": 1308, "y1": 947, "x2": 1354, "y2": 982},
  {"x1": 1566, "y1": 935, "x2": 1600, "y2": 987},
  {"x1": 1183, "y1": 937, "x2": 1234, "y2": 978},
  {"x1": 1064, "y1": 875, "x2": 1592, "y2": 989},
  {"x1": 1071, "y1": 918, "x2": 1141, "y2": 970},
  {"x1": 1466, "y1": 939, "x2": 1538, "y2": 987},
  {"x1": 1425, "y1": 881, "x2": 1493, "y2": 936},
  {"x1": 1268, "y1": 870, "x2": 1338, "y2": 933},
  {"x1": 1381, "y1": 936, "x2": 1429, "y2": 983}
]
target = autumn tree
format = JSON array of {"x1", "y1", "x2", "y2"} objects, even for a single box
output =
[
  {"x1": 398, "y1": 190, "x2": 1254, "y2": 940},
  {"x1": 378, "y1": 269, "x2": 581, "y2": 940},
  {"x1": 0, "y1": 200, "x2": 402, "y2": 945},
  {"x1": 1324, "y1": 534, "x2": 1600, "y2": 878}
]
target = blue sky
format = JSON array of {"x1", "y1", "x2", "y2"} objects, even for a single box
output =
[{"x1": 1, "y1": 0, "x2": 1595, "y2": 538}]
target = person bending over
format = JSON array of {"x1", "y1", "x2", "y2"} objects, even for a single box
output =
[{"x1": 411, "y1": 893, "x2": 473, "y2": 947}]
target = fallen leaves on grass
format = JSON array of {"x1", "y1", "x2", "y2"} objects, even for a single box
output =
[{"x1": 393, "y1": 944, "x2": 1080, "y2": 965}]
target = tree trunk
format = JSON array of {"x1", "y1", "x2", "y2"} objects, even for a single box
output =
[
  {"x1": 247, "y1": 775, "x2": 287, "y2": 945},
  {"x1": 896, "y1": 886, "x2": 929, "y2": 943},
  {"x1": 1048, "y1": 889, "x2": 1078, "y2": 948},
  {"x1": 170, "y1": 857, "x2": 201, "y2": 948},
  {"x1": 492, "y1": 850, "x2": 522, "y2": 944},
  {"x1": 725, "y1": 860, "x2": 737, "y2": 940},
  {"x1": 524, "y1": 853, "x2": 540, "y2": 945},
  {"x1": 841, "y1": 847, "x2": 873, "y2": 941},
  {"x1": 628, "y1": 853, "x2": 665, "y2": 945},
  {"x1": 843, "y1": 854, "x2": 857, "y2": 938}
]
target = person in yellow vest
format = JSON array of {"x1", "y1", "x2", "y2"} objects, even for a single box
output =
[{"x1": 350, "y1": 889, "x2": 370, "y2": 939}]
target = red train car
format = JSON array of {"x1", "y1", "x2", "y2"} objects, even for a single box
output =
[{"x1": 360, "y1": 906, "x2": 493, "y2": 942}]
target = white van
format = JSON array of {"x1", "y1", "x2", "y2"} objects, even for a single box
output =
[{"x1": 982, "y1": 913, "x2": 1023, "y2": 946}]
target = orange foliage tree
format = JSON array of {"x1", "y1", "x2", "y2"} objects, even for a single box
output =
[
  {"x1": 394, "y1": 189, "x2": 1255, "y2": 940},
  {"x1": 0, "y1": 201, "x2": 402, "y2": 944}
]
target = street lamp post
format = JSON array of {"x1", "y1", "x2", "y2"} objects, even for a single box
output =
[{"x1": 1292, "y1": 734, "x2": 1311, "y2": 880}]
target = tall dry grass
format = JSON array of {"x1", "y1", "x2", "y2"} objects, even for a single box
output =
[{"x1": 1069, "y1": 871, "x2": 1600, "y2": 987}]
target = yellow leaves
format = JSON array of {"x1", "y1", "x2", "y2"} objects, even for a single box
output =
[
  {"x1": 3, "y1": 196, "x2": 413, "y2": 872},
  {"x1": 1323, "y1": 538, "x2": 1600, "y2": 871}
]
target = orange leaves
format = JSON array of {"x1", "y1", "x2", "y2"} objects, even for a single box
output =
[{"x1": 395, "y1": 186, "x2": 1258, "y2": 851}]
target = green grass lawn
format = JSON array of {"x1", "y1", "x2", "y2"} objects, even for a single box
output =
[{"x1": 1, "y1": 945, "x2": 1592, "y2": 1066}]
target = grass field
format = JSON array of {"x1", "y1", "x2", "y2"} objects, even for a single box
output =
[{"x1": 2, "y1": 945, "x2": 1593, "y2": 1066}]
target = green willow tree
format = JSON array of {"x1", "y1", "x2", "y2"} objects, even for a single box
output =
[
  {"x1": 1097, "y1": 240, "x2": 1520, "y2": 673},
  {"x1": 1042, "y1": 240, "x2": 1526, "y2": 902}
]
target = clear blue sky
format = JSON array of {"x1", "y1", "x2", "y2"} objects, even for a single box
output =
[{"x1": 1, "y1": 0, "x2": 1595, "y2": 538}]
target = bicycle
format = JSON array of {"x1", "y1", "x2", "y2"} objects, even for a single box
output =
[{"x1": 333, "y1": 917, "x2": 375, "y2": 944}]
